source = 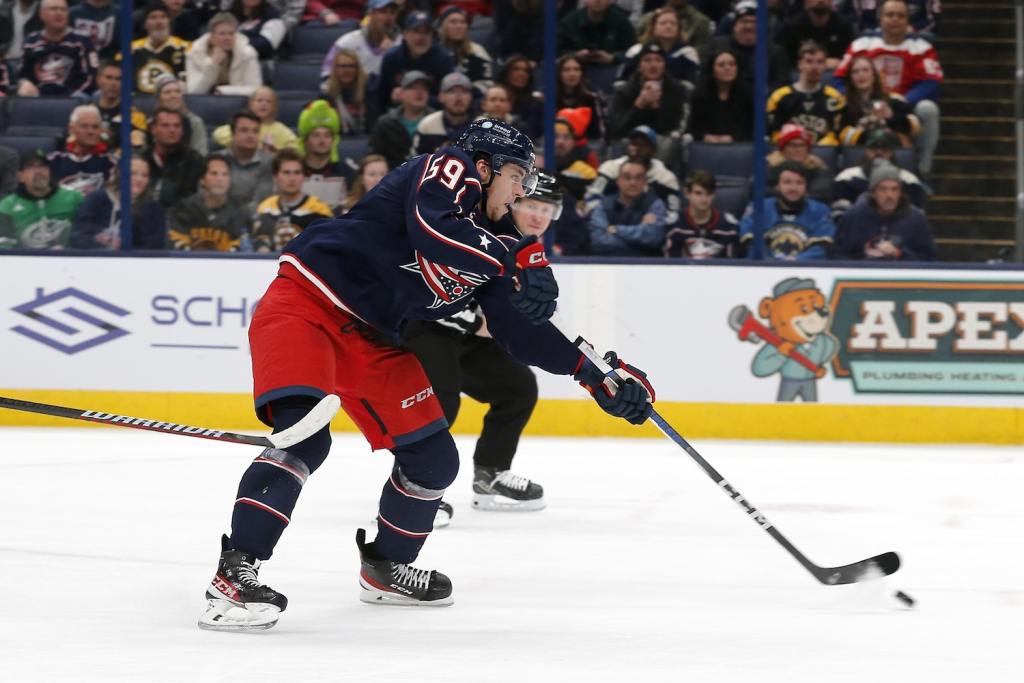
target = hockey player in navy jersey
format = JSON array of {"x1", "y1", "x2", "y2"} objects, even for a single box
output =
[{"x1": 198, "y1": 119, "x2": 657, "y2": 631}]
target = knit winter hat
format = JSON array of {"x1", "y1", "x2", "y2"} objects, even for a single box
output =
[
  {"x1": 153, "y1": 74, "x2": 180, "y2": 97},
  {"x1": 297, "y1": 100, "x2": 341, "y2": 163},
  {"x1": 776, "y1": 123, "x2": 812, "y2": 150},
  {"x1": 868, "y1": 161, "x2": 901, "y2": 190},
  {"x1": 555, "y1": 107, "x2": 592, "y2": 144}
]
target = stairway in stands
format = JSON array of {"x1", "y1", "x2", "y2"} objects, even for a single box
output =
[{"x1": 929, "y1": 0, "x2": 1016, "y2": 262}]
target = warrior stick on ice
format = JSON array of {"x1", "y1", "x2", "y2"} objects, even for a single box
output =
[
  {"x1": 557, "y1": 325, "x2": 901, "y2": 586},
  {"x1": 0, "y1": 394, "x2": 341, "y2": 449}
]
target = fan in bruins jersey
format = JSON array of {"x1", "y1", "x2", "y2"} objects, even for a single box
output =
[
  {"x1": 131, "y1": 3, "x2": 189, "y2": 94},
  {"x1": 767, "y1": 40, "x2": 845, "y2": 146},
  {"x1": 252, "y1": 149, "x2": 333, "y2": 252}
]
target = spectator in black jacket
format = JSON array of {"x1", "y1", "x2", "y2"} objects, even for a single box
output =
[
  {"x1": 688, "y1": 47, "x2": 753, "y2": 143},
  {"x1": 436, "y1": 5, "x2": 493, "y2": 97},
  {"x1": 229, "y1": 0, "x2": 286, "y2": 61},
  {"x1": 607, "y1": 42, "x2": 687, "y2": 157},
  {"x1": 143, "y1": 107, "x2": 205, "y2": 208},
  {"x1": 776, "y1": 0, "x2": 855, "y2": 69},
  {"x1": 704, "y1": 0, "x2": 789, "y2": 91},
  {"x1": 369, "y1": 70, "x2": 435, "y2": 168},
  {"x1": 496, "y1": 55, "x2": 543, "y2": 138},
  {"x1": 832, "y1": 161, "x2": 936, "y2": 261},
  {"x1": 555, "y1": 54, "x2": 607, "y2": 141},
  {"x1": 558, "y1": 0, "x2": 637, "y2": 65},
  {"x1": 376, "y1": 10, "x2": 455, "y2": 114}
]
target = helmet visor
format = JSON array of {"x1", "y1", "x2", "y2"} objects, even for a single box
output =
[{"x1": 491, "y1": 153, "x2": 537, "y2": 195}]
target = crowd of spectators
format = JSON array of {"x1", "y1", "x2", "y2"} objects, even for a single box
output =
[{"x1": 0, "y1": 0, "x2": 945, "y2": 262}]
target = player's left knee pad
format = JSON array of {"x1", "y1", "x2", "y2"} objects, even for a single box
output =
[{"x1": 391, "y1": 428, "x2": 460, "y2": 491}]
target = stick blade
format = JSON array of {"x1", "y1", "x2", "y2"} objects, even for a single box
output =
[
  {"x1": 815, "y1": 551, "x2": 901, "y2": 585},
  {"x1": 269, "y1": 394, "x2": 341, "y2": 448}
]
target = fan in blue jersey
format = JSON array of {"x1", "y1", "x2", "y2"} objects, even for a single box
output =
[{"x1": 198, "y1": 119, "x2": 657, "y2": 631}]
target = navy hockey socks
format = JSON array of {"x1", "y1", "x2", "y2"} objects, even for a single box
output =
[
  {"x1": 373, "y1": 429, "x2": 459, "y2": 563},
  {"x1": 229, "y1": 398, "x2": 332, "y2": 560}
]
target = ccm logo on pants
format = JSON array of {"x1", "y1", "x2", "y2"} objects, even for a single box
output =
[{"x1": 401, "y1": 387, "x2": 435, "y2": 409}]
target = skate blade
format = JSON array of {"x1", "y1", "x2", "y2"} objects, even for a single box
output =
[
  {"x1": 358, "y1": 581, "x2": 454, "y2": 607},
  {"x1": 197, "y1": 598, "x2": 280, "y2": 632},
  {"x1": 471, "y1": 493, "x2": 546, "y2": 511}
]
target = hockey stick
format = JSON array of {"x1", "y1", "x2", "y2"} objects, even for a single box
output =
[
  {"x1": 0, "y1": 394, "x2": 341, "y2": 449},
  {"x1": 559, "y1": 327, "x2": 900, "y2": 586}
]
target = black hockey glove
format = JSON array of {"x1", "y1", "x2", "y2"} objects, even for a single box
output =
[
  {"x1": 574, "y1": 352, "x2": 656, "y2": 425},
  {"x1": 501, "y1": 235, "x2": 558, "y2": 325}
]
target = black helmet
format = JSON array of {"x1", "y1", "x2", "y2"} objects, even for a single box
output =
[
  {"x1": 457, "y1": 118, "x2": 538, "y2": 194},
  {"x1": 513, "y1": 171, "x2": 563, "y2": 220}
]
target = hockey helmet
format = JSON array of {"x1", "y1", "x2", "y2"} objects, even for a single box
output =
[
  {"x1": 513, "y1": 171, "x2": 563, "y2": 220},
  {"x1": 457, "y1": 118, "x2": 538, "y2": 194}
]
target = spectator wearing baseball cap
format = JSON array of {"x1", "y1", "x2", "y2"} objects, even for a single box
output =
[
  {"x1": 587, "y1": 124, "x2": 681, "y2": 226},
  {"x1": 319, "y1": 0, "x2": 401, "y2": 84},
  {"x1": 832, "y1": 129, "x2": 927, "y2": 220},
  {"x1": 413, "y1": 71, "x2": 475, "y2": 156},
  {"x1": 704, "y1": 0, "x2": 790, "y2": 91},
  {"x1": 377, "y1": 10, "x2": 456, "y2": 114},
  {"x1": 831, "y1": 161, "x2": 936, "y2": 261},
  {"x1": 369, "y1": 70, "x2": 436, "y2": 168},
  {"x1": 766, "y1": 123, "x2": 833, "y2": 202},
  {"x1": 608, "y1": 41, "x2": 688, "y2": 162},
  {"x1": 558, "y1": 0, "x2": 637, "y2": 65},
  {"x1": 436, "y1": 5, "x2": 494, "y2": 98},
  {"x1": 0, "y1": 150, "x2": 84, "y2": 250}
]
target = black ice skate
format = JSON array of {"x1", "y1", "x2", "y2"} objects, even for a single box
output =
[
  {"x1": 433, "y1": 500, "x2": 454, "y2": 528},
  {"x1": 356, "y1": 528, "x2": 454, "y2": 607},
  {"x1": 471, "y1": 466, "x2": 546, "y2": 511},
  {"x1": 198, "y1": 535, "x2": 288, "y2": 632}
]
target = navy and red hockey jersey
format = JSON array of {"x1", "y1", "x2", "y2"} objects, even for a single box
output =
[
  {"x1": 279, "y1": 146, "x2": 582, "y2": 376},
  {"x1": 17, "y1": 29, "x2": 98, "y2": 97},
  {"x1": 48, "y1": 144, "x2": 114, "y2": 197}
]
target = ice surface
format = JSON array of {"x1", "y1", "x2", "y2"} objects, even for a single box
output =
[{"x1": 0, "y1": 428, "x2": 1020, "y2": 682}]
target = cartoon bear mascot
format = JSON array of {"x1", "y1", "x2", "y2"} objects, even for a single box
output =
[{"x1": 732, "y1": 277, "x2": 838, "y2": 402}]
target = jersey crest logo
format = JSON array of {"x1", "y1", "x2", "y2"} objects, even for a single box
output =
[{"x1": 401, "y1": 251, "x2": 488, "y2": 309}]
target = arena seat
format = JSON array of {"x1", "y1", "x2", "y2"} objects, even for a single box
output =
[
  {"x1": 583, "y1": 64, "x2": 618, "y2": 95},
  {"x1": 0, "y1": 134, "x2": 59, "y2": 155},
  {"x1": 812, "y1": 145, "x2": 839, "y2": 174},
  {"x1": 133, "y1": 95, "x2": 156, "y2": 116},
  {"x1": 290, "y1": 25, "x2": 354, "y2": 58},
  {"x1": 7, "y1": 97, "x2": 79, "y2": 131},
  {"x1": 711, "y1": 183, "x2": 750, "y2": 218},
  {"x1": 277, "y1": 96, "x2": 312, "y2": 129},
  {"x1": 687, "y1": 142, "x2": 754, "y2": 183},
  {"x1": 841, "y1": 146, "x2": 918, "y2": 173},
  {"x1": 185, "y1": 94, "x2": 249, "y2": 127},
  {"x1": 272, "y1": 62, "x2": 323, "y2": 93},
  {"x1": 338, "y1": 135, "x2": 370, "y2": 166}
]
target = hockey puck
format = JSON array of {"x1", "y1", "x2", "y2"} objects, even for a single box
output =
[{"x1": 893, "y1": 590, "x2": 915, "y2": 608}]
